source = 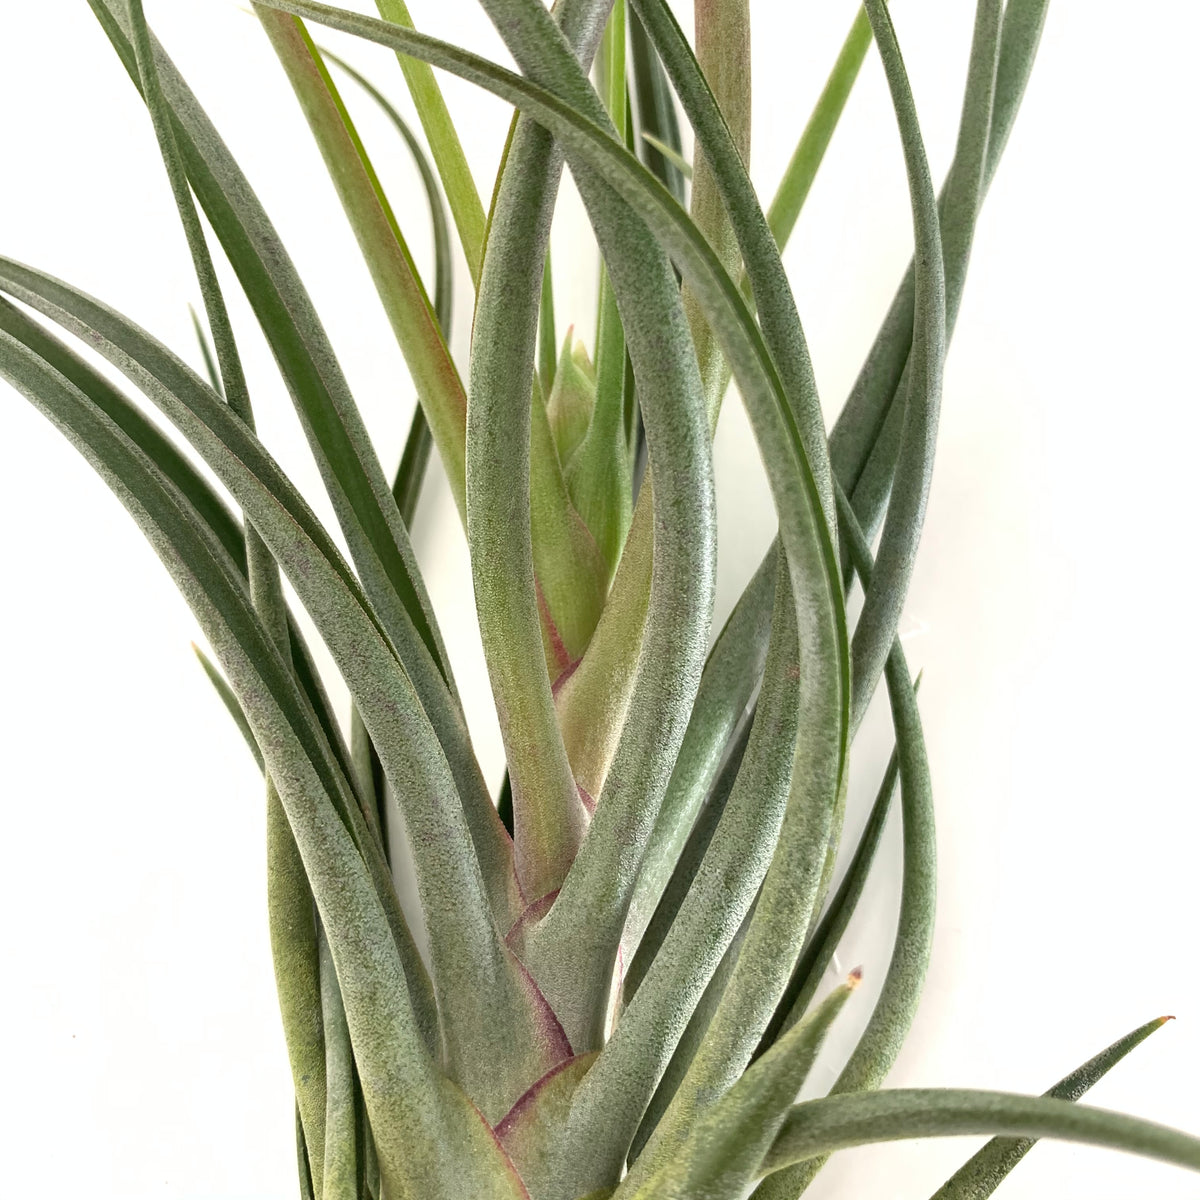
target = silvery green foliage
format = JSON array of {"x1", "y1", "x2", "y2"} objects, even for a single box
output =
[{"x1": 2, "y1": 1, "x2": 1197, "y2": 1197}]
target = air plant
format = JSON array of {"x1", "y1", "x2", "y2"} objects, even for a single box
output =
[{"x1": 1, "y1": 1, "x2": 1196, "y2": 1198}]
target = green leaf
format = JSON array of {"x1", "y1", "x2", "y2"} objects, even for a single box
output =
[
  {"x1": 557, "y1": 0, "x2": 848, "y2": 807},
  {"x1": 766, "y1": 7, "x2": 873, "y2": 249},
  {"x1": 269, "y1": 782, "x2": 328, "y2": 1194},
  {"x1": 756, "y1": 681, "x2": 920, "y2": 1057},
  {"x1": 89, "y1": 0, "x2": 459, "y2": 704},
  {"x1": 319, "y1": 928, "x2": 360, "y2": 1200},
  {"x1": 238, "y1": 0, "x2": 851, "y2": 1172},
  {"x1": 633, "y1": 0, "x2": 836, "y2": 531},
  {"x1": 628, "y1": 896, "x2": 750, "y2": 1167},
  {"x1": 930, "y1": 1017, "x2": 1175, "y2": 1200},
  {"x1": 530, "y1": 372, "x2": 609, "y2": 677},
  {"x1": 471, "y1": 0, "x2": 717, "y2": 1065},
  {"x1": 0, "y1": 331, "x2": 530, "y2": 1199},
  {"x1": 751, "y1": 483, "x2": 936, "y2": 1200},
  {"x1": 462, "y1": 0, "x2": 614, "y2": 904},
  {"x1": 758, "y1": 1090, "x2": 1200, "y2": 1182},
  {"x1": 639, "y1": 133, "x2": 690, "y2": 181},
  {"x1": 566, "y1": 0, "x2": 633, "y2": 581},
  {"x1": 0, "y1": 262, "x2": 573, "y2": 1120},
  {"x1": 831, "y1": 0, "x2": 1045, "y2": 571},
  {"x1": 538, "y1": 249, "x2": 558, "y2": 397},
  {"x1": 296, "y1": 1105, "x2": 317, "y2": 1200},
  {"x1": 546, "y1": 333, "x2": 596, "y2": 468},
  {"x1": 675, "y1": 0, "x2": 751, "y2": 428},
  {"x1": 494, "y1": 1053, "x2": 599, "y2": 1199},
  {"x1": 309, "y1": 48, "x2": 453, "y2": 551},
  {"x1": 624, "y1": 977, "x2": 859, "y2": 1200},
  {"x1": 843, "y1": 0, "x2": 947, "y2": 735},
  {"x1": 318, "y1": 47, "x2": 455, "y2": 338},
  {"x1": 191, "y1": 641, "x2": 264, "y2": 771},
  {"x1": 628, "y1": 4, "x2": 686, "y2": 206},
  {"x1": 622, "y1": 547, "x2": 776, "y2": 963},
  {"x1": 563, "y1": 561, "x2": 799, "y2": 1178},
  {"x1": 371, "y1": 0, "x2": 487, "y2": 284},
  {"x1": 256, "y1": 10, "x2": 470, "y2": 520},
  {"x1": 0, "y1": 253, "x2": 517, "y2": 920},
  {"x1": 0, "y1": 296, "x2": 245, "y2": 572},
  {"x1": 188, "y1": 304, "x2": 223, "y2": 395}
]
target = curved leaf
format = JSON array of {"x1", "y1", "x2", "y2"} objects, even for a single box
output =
[
  {"x1": 0, "y1": 332, "x2": 527, "y2": 1199},
  {"x1": 845, "y1": 0, "x2": 947, "y2": 733},
  {"x1": 759, "y1": 1090, "x2": 1200, "y2": 1182},
  {"x1": 624, "y1": 977, "x2": 859, "y2": 1200},
  {"x1": 831, "y1": 0, "x2": 1045, "y2": 565},
  {"x1": 622, "y1": 546, "x2": 776, "y2": 963},
  {"x1": 565, "y1": 562, "x2": 798, "y2": 1176},
  {"x1": 930, "y1": 1017, "x2": 1175, "y2": 1200},
  {"x1": 89, "y1": 0, "x2": 459, "y2": 705},
  {"x1": 371, "y1": 0, "x2": 487, "y2": 283},
  {"x1": 463, "y1": 0, "x2": 610, "y2": 903},
  {"x1": 473, "y1": 0, "x2": 716, "y2": 1066}
]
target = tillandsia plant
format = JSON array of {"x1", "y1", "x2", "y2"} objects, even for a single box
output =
[{"x1": 1, "y1": 1, "x2": 1197, "y2": 1198}]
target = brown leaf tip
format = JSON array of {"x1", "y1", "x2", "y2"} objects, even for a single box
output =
[
  {"x1": 1158, "y1": 1015, "x2": 1176, "y2": 1025},
  {"x1": 848, "y1": 966, "x2": 864, "y2": 987}
]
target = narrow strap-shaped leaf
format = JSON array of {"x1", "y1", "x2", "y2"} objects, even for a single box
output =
[
  {"x1": 128, "y1": 0, "x2": 252, "y2": 429},
  {"x1": 256, "y1": 10, "x2": 470, "y2": 521},
  {"x1": 531, "y1": 371, "x2": 609, "y2": 675},
  {"x1": 752, "y1": 484, "x2": 935, "y2": 1200},
  {"x1": 0, "y1": 267, "x2": 565, "y2": 1118},
  {"x1": 625, "y1": 712, "x2": 753, "y2": 1000},
  {"x1": 297, "y1": 1104, "x2": 317, "y2": 1200},
  {"x1": 2, "y1": 316, "x2": 434, "y2": 1022},
  {"x1": 89, "y1": 0, "x2": 460, "y2": 709},
  {"x1": 622, "y1": 546, "x2": 775, "y2": 962},
  {"x1": 562, "y1": 564, "x2": 797, "y2": 1178},
  {"x1": 129, "y1": 20, "x2": 340, "y2": 1165},
  {"x1": 318, "y1": 47, "x2": 455, "y2": 341},
  {"x1": 316, "y1": 43, "x2": 461, "y2": 858},
  {"x1": 930, "y1": 1016, "x2": 1175, "y2": 1200},
  {"x1": 624, "y1": 977, "x2": 859, "y2": 1200},
  {"x1": 371, "y1": 0, "x2": 487, "y2": 283},
  {"x1": 766, "y1": 7, "x2": 873, "y2": 249},
  {"x1": 474, "y1": 0, "x2": 717, "y2": 1060},
  {"x1": 633, "y1": 0, "x2": 835, "y2": 534},
  {"x1": 188, "y1": 304, "x2": 223, "y2": 395},
  {"x1": 0, "y1": 296, "x2": 245, "y2": 571},
  {"x1": 628, "y1": 895, "x2": 750, "y2": 1166},
  {"x1": 830, "y1": 0, "x2": 1043, "y2": 528},
  {"x1": 759, "y1": 1090, "x2": 1200, "y2": 1182},
  {"x1": 253, "y1": 0, "x2": 849, "y2": 1117},
  {"x1": 845, "y1": 0, "x2": 1047, "y2": 570},
  {"x1": 269, "y1": 782, "x2": 328, "y2": 1195},
  {"x1": 567, "y1": 0, "x2": 633, "y2": 580},
  {"x1": 628, "y1": 4, "x2": 686, "y2": 206},
  {"x1": 678, "y1": 0, "x2": 751, "y2": 426},
  {"x1": 846, "y1": 0, "x2": 947, "y2": 733},
  {"x1": 0, "y1": 335, "x2": 526, "y2": 1199},
  {"x1": 192, "y1": 642, "x2": 265, "y2": 771},
  {"x1": 464, "y1": 0, "x2": 610, "y2": 902},
  {"x1": 319, "y1": 928, "x2": 359, "y2": 1200},
  {"x1": 0, "y1": 298, "x2": 364, "y2": 804},
  {"x1": 639, "y1": 133, "x2": 690, "y2": 180},
  {"x1": 553, "y1": 0, "x2": 843, "y2": 803},
  {"x1": 0, "y1": 256, "x2": 519, "y2": 932},
  {"x1": 756, "y1": 681, "x2": 919, "y2": 1058},
  {"x1": 538, "y1": 249, "x2": 558, "y2": 397}
]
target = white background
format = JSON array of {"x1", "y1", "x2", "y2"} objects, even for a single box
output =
[{"x1": 1, "y1": 1, "x2": 1197, "y2": 1197}]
